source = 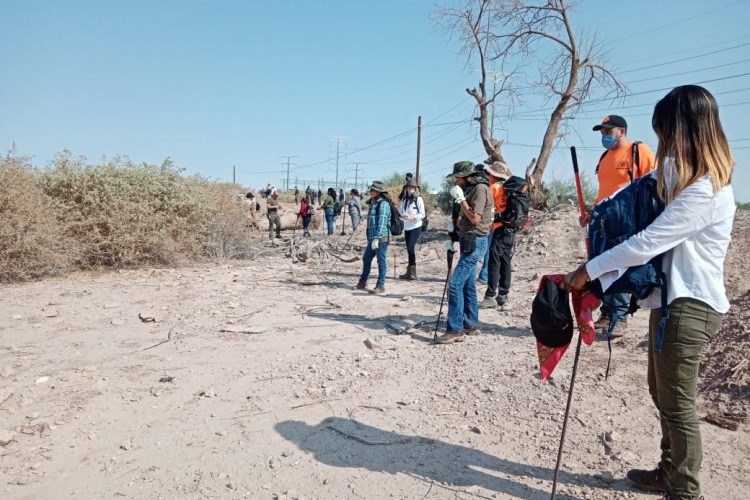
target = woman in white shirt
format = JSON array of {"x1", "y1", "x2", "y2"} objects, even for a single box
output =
[
  {"x1": 566, "y1": 85, "x2": 735, "y2": 500},
  {"x1": 398, "y1": 178, "x2": 426, "y2": 280}
]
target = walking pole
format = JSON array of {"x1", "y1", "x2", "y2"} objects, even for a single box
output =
[
  {"x1": 570, "y1": 146, "x2": 589, "y2": 253},
  {"x1": 550, "y1": 147, "x2": 591, "y2": 499},
  {"x1": 550, "y1": 334, "x2": 583, "y2": 499},
  {"x1": 341, "y1": 207, "x2": 347, "y2": 236},
  {"x1": 292, "y1": 213, "x2": 301, "y2": 239},
  {"x1": 325, "y1": 219, "x2": 361, "y2": 277},
  {"x1": 433, "y1": 248, "x2": 455, "y2": 343}
]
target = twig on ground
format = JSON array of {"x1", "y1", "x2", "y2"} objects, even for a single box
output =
[
  {"x1": 326, "y1": 425, "x2": 412, "y2": 446},
  {"x1": 140, "y1": 325, "x2": 178, "y2": 352},
  {"x1": 291, "y1": 398, "x2": 341, "y2": 410}
]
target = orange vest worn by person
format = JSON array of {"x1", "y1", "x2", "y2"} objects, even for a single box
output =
[
  {"x1": 595, "y1": 140, "x2": 655, "y2": 204},
  {"x1": 490, "y1": 182, "x2": 507, "y2": 232}
]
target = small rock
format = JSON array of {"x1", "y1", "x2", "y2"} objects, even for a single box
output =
[
  {"x1": 11, "y1": 315, "x2": 22, "y2": 320},
  {"x1": 216, "y1": 430, "x2": 227, "y2": 437},
  {"x1": 35, "y1": 376, "x2": 50, "y2": 385},
  {"x1": 268, "y1": 458, "x2": 280, "y2": 469},
  {"x1": 604, "y1": 431, "x2": 619, "y2": 443},
  {"x1": 42, "y1": 309, "x2": 59, "y2": 318},
  {"x1": 198, "y1": 387, "x2": 216, "y2": 398},
  {"x1": 469, "y1": 426, "x2": 482, "y2": 434},
  {"x1": 0, "y1": 430, "x2": 16, "y2": 446},
  {"x1": 120, "y1": 439, "x2": 132, "y2": 450},
  {"x1": 111, "y1": 318, "x2": 125, "y2": 326},
  {"x1": 597, "y1": 471, "x2": 617, "y2": 484}
]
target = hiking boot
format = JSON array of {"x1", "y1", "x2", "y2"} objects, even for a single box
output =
[
  {"x1": 437, "y1": 332, "x2": 465, "y2": 344},
  {"x1": 594, "y1": 312, "x2": 611, "y2": 332},
  {"x1": 399, "y1": 266, "x2": 417, "y2": 280},
  {"x1": 479, "y1": 296, "x2": 498, "y2": 309},
  {"x1": 626, "y1": 465, "x2": 668, "y2": 493},
  {"x1": 353, "y1": 280, "x2": 367, "y2": 290},
  {"x1": 371, "y1": 287, "x2": 385, "y2": 295},
  {"x1": 464, "y1": 325, "x2": 480, "y2": 336},
  {"x1": 599, "y1": 319, "x2": 628, "y2": 339}
]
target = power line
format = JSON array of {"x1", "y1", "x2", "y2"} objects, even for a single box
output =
[
  {"x1": 619, "y1": 41, "x2": 750, "y2": 75},
  {"x1": 611, "y1": 0, "x2": 749, "y2": 43},
  {"x1": 626, "y1": 59, "x2": 750, "y2": 84}
]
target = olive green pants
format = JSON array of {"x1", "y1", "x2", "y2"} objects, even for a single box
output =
[
  {"x1": 648, "y1": 298, "x2": 723, "y2": 500},
  {"x1": 268, "y1": 212, "x2": 281, "y2": 238}
]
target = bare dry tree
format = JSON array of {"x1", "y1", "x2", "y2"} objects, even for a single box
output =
[{"x1": 436, "y1": 0, "x2": 624, "y2": 206}]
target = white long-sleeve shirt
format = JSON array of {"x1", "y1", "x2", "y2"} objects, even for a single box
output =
[
  {"x1": 400, "y1": 196, "x2": 426, "y2": 232},
  {"x1": 586, "y1": 172, "x2": 736, "y2": 313}
]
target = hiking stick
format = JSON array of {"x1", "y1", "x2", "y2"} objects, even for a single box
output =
[
  {"x1": 325, "y1": 219, "x2": 361, "y2": 277},
  {"x1": 433, "y1": 250, "x2": 454, "y2": 343},
  {"x1": 570, "y1": 146, "x2": 589, "y2": 253},
  {"x1": 550, "y1": 333, "x2": 583, "y2": 499},
  {"x1": 341, "y1": 207, "x2": 347, "y2": 235},
  {"x1": 292, "y1": 213, "x2": 301, "y2": 239}
]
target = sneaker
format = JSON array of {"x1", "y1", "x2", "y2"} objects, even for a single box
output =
[
  {"x1": 497, "y1": 296, "x2": 512, "y2": 311},
  {"x1": 479, "y1": 297, "x2": 497, "y2": 309},
  {"x1": 626, "y1": 466, "x2": 668, "y2": 493},
  {"x1": 371, "y1": 287, "x2": 385, "y2": 295},
  {"x1": 464, "y1": 326, "x2": 480, "y2": 336},
  {"x1": 437, "y1": 332, "x2": 465, "y2": 344},
  {"x1": 353, "y1": 280, "x2": 367, "y2": 290}
]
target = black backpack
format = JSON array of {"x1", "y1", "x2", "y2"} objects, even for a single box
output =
[
  {"x1": 498, "y1": 176, "x2": 530, "y2": 230},
  {"x1": 530, "y1": 278, "x2": 574, "y2": 348},
  {"x1": 375, "y1": 197, "x2": 404, "y2": 236}
]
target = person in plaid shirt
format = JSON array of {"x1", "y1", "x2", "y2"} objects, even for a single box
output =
[{"x1": 353, "y1": 180, "x2": 391, "y2": 295}]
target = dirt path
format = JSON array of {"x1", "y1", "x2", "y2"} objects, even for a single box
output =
[{"x1": 1, "y1": 207, "x2": 748, "y2": 499}]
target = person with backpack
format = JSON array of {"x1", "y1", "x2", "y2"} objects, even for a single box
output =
[
  {"x1": 299, "y1": 195, "x2": 314, "y2": 237},
  {"x1": 348, "y1": 189, "x2": 362, "y2": 231},
  {"x1": 398, "y1": 178, "x2": 425, "y2": 280},
  {"x1": 565, "y1": 85, "x2": 735, "y2": 500},
  {"x1": 321, "y1": 188, "x2": 337, "y2": 236},
  {"x1": 479, "y1": 161, "x2": 518, "y2": 310},
  {"x1": 585, "y1": 114, "x2": 656, "y2": 337},
  {"x1": 438, "y1": 161, "x2": 493, "y2": 344},
  {"x1": 353, "y1": 181, "x2": 392, "y2": 295}
]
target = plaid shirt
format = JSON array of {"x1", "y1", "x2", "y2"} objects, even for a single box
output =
[{"x1": 366, "y1": 197, "x2": 391, "y2": 241}]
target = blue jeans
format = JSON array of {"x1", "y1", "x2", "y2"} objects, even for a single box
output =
[
  {"x1": 447, "y1": 235, "x2": 488, "y2": 333},
  {"x1": 350, "y1": 214, "x2": 360, "y2": 232},
  {"x1": 360, "y1": 240, "x2": 389, "y2": 289},
  {"x1": 477, "y1": 232, "x2": 493, "y2": 283},
  {"x1": 324, "y1": 208, "x2": 335, "y2": 235},
  {"x1": 602, "y1": 292, "x2": 631, "y2": 323}
]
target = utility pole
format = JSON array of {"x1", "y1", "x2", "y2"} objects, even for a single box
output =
[
  {"x1": 332, "y1": 136, "x2": 345, "y2": 190},
  {"x1": 233, "y1": 165, "x2": 236, "y2": 184},
  {"x1": 281, "y1": 155, "x2": 296, "y2": 192},
  {"x1": 415, "y1": 115, "x2": 422, "y2": 185},
  {"x1": 352, "y1": 162, "x2": 365, "y2": 191}
]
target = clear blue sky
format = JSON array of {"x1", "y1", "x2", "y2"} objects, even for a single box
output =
[{"x1": 1, "y1": 0, "x2": 748, "y2": 201}]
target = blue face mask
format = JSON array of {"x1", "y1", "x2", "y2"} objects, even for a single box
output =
[{"x1": 601, "y1": 134, "x2": 617, "y2": 150}]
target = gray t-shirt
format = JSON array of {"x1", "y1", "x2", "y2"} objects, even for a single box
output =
[{"x1": 458, "y1": 183, "x2": 493, "y2": 236}]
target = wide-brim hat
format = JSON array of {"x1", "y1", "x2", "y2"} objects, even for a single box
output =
[
  {"x1": 369, "y1": 180, "x2": 387, "y2": 193},
  {"x1": 484, "y1": 161, "x2": 512, "y2": 181},
  {"x1": 593, "y1": 114, "x2": 627, "y2": 131},
  {"x1": 404, "y1": 178, "x2": 420, "y2": 189},
  {"x1": 446, "y1": 160, "x2": 475, "y2": 179}
]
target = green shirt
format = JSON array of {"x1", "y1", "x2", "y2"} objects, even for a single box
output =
[
  {"x1": 267, "y1": 197, "x2": 279, "y2": 211},
  {"x1": 322, "y1": 195, "x2": 335, "y2": 209}
]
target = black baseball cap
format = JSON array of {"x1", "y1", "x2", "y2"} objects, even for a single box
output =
[
  {"x1": 593, "y1": 115, "x2": 627, "y2": 131},
  {"x1": 530, "y1": 278, "x2": 574, "y2": 348}
]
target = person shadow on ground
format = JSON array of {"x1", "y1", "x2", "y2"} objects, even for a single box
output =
[{"x1": 276, "y1": 417, "x2": 624, "y2": 499}]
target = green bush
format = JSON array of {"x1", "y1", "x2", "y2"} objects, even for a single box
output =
[
  {"x1": 737, "y1": 202, "x2": 750, "y2": 211},
  {"x1": 544, "y1": 173, "x2": 597, "y2": 209}
]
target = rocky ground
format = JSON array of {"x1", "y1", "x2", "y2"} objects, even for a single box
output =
[{"x1": 0, "y1": 205, "x2": 748, "y2": 499}]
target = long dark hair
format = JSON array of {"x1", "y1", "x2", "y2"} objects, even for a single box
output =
[
  {"x1": 652, "y1": 85, "x2": 733, "y2": 203},
  {"x1": 327, "y1": 187, "x2": 337, "y2": 199}
]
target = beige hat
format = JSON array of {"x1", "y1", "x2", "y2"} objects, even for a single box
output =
[{"x1": 484, "y1": 161, "x2": 512, "y2": 181}]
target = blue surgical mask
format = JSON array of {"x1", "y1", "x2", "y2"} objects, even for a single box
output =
[{"x1": 601, "y1": 135, "x2": 617, "y2": 150}]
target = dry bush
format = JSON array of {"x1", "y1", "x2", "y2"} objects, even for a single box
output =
[
  {"x1": 38, "y1": 152, "x2": 257, "y2": 268},
  {"x1": 0, "y1": 153, "x2": 73, "y2": 282}
]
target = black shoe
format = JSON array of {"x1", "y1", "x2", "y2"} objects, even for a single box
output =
[{"x1": 626, "y1": 466, "x2": 668, "y2": 493}]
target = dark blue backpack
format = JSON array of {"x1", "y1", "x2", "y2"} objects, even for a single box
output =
[{"x1": 587, "y1": 174, "x2": 669, "y2": 356}]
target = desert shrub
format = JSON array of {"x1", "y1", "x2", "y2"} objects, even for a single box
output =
[
  {"x1": 380, "y1": 171, "x2": 435, "y2": 211},
  {"x1": 0, "y1": 153, "x2": 73, "y2": 282},
  {"x1": 737, "y1": 202, "x2": 750, "y2": 211},
  {"x1": 544, "y1": 173, "x2": 597, "y2": 209}
]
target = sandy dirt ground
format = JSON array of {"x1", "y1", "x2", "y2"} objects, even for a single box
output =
[{"x1": 1, "y1": 205, "x2": 748, "y2": 500}]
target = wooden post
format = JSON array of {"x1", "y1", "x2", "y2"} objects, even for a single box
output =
[{"x1": 415, "y1": 115, "x2": 422, "y2": 185}]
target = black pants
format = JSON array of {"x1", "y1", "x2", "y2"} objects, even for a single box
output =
[
  {"x1": 485, "y1": 227, "x2": 515, "y2": 299},
  {"x1": 404, "y1": 227, "x2": 422, "y2": 266}
]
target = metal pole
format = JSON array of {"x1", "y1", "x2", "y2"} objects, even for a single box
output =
[
  {"x1": 415, "y1": 115, "x2": 422, "y2": 185},
  {"x1": 233, "y1": 165, "x2": 236, "y2": 184},
  {"x1": 335, "y1": 137, "x2": 340, "y2": 190},
  {"x1": 550, "y1": 334, "x2": 583, "y2": 499}
]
